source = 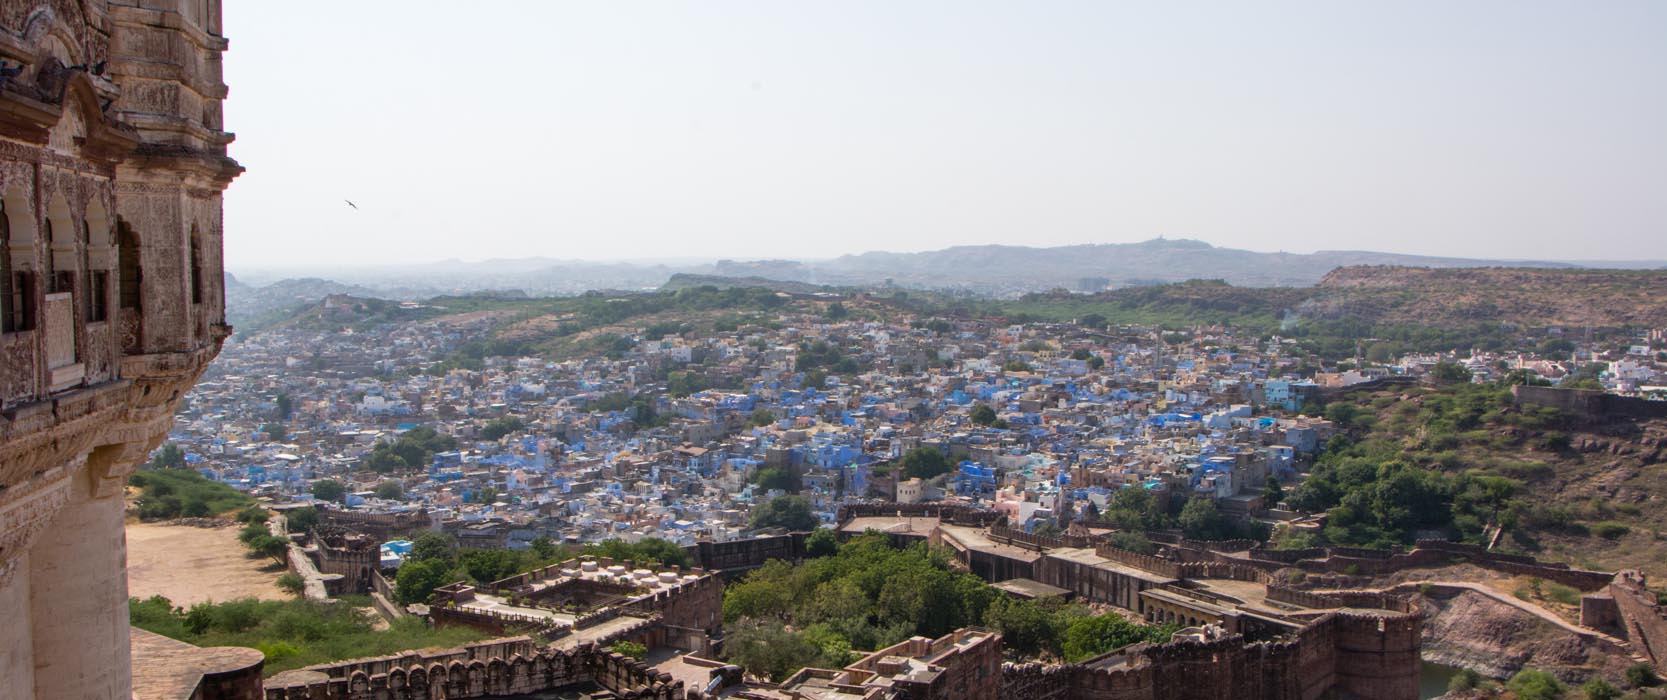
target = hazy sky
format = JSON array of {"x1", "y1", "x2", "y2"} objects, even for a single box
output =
[{"x1": 221, "y1": 1, "x2": 1667, "y2": 270}]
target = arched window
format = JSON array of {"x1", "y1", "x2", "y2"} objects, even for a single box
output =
[
  {"x1": 117, "y1": 220, "x2": 140, "y2": 310},
  {"x1": 43, "y1": 218, "x2": 57, "y2": 292},
  {"x1": 82, "y1": 220, "x2": 106, "y2": 322},
  {"x1": 2, "y1": 198, "x2": 33, "y2": 332},
  {"x1": 189, "y1": 229, "x2": 203, "y2": 305}
]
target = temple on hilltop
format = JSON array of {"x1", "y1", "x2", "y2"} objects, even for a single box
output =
[{"x1": 0, "y1": 2, "x2": 243, "y2": 699}]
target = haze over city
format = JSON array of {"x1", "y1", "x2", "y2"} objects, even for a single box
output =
[{"x1": 222, "y1": 1, "x2": 1667, "y2": 269}]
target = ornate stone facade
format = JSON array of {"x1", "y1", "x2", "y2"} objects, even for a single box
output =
[{"x1": 0, "y1": 2, "x2": 239, "y2": 699}]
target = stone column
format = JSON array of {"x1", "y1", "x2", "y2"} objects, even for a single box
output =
[
  {"x1": 0, "y1": 550, "x2": 35, "y2": 700},
  {"x1": 0, "y1": 468, "x2": 69, "y2": 700},
  {"x1": 29, "y1": 452, "x2": 133, "y2": 700}
]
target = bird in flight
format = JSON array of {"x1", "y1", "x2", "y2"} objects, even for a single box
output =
[{"x1": 344, "y1": 200, "x2": 358, "y2": 210}]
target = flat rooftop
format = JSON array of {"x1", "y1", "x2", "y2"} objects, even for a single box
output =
[{"x1": 991, "y1": 577, "x2": 1072, "y2": 600}]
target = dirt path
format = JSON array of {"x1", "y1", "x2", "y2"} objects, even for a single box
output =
[{"x1": 126, "y1": 520, "x2": 286, "y2": 606}]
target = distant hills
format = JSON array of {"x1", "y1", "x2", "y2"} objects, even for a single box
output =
[{"x1": 223, "y1": 239, "x2": 1667, "y2": 329}]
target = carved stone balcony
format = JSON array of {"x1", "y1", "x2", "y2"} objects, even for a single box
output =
[{"x1": 43, "y1": 292, "x2": 82, "y2": 393}]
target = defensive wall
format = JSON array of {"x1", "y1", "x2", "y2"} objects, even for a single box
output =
[
  {"x1": 836, "y1": 501, "x2": 1004, "y2": 528},
  {"x1": 683, "y1": 531, "x2": 806, "y2": 573},
  {"x1": 314, "y1": 506, "x2": 432, "y2": 541},
  {"x1": 1512, "y1": 385, "x2": 1667, "y2": 421},
  {"x1": 998, "y1": 611, "x2": 1421, "y2": 700},
  {"x1": 1608, "y1": 570, "x2": 1667, "y2": 672},
  {"x1": 262, "y1": 638, "x2": 684, "y2": 700}
]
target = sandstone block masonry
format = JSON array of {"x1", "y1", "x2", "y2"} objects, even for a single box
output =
[{"x1": 0, "y1": 2, "x2": 241, "y2": 699}]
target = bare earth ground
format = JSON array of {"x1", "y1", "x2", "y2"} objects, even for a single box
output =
[{"x1": 126, "y1": 520, "x2": 285, "y2": 606}]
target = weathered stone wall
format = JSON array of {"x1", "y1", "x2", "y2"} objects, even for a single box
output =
[
  {"x1": 262, "y1": 641, "x2": 684, "y2": 700},
  {"x1": 686, "y1": 531, "x2": 805, "y2": 572},
  {"x1": 1610, "y1": 570, "x2": 1667, "y2": 672},
  {"x1": 316, "y1": 506, "x2": 431, "y2": 541},
  {"x1": 1000, "y1": 612, "x2": 1420, "y2": 700},
  {"x1": 836, "y1": 501, "x2": 1003, "y2": 527},
  {"x1": 1512, "y1": 385, "x2": 1667, "y2": 420}
]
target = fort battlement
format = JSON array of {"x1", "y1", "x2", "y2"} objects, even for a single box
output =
[
  {"x1": 997, "y1": 609, "x2": 1421, "y2": 700},
  {"x1": 1095, "y1": 543, "x2": 1184, "y2": 578},
  {"x1": 837, "y1": 501, "x2": 1003, "y2": 527},
  {"x1": 1609, "y1": 570, "x2": 1667, "y2": 672},
  {"x1": 263, "y1": 640, "x2": 683, "y2": 700}
]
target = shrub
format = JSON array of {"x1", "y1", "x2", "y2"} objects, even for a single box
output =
[
  {"x1": 1591, "y1": 522, "x2": 1630, "y2": 540},
  {"x1": 1580, "y1": 677, "x2": 1620, "y2": 700},
  {"x1": 1448, "y1": 668, "x2": 1481, "y2": 693},
  {"x1": 610, "y1": 640, "x2": 647, "y2": 660},
  {"x1": 1507, "y1": 669, "x2": 1566, "y2": 700},
  {"x1": 276, "y1": 573, "x2": 305, "y2": 595},
  {"x1": 1625, "y1": 663, "x2": 1659, "y2": 688},
  {"x1": 1546, "y1": 583, "x2": 1581, "y2": 606}
]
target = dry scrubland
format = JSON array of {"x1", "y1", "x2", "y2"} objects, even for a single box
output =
[{"x1": 125, "y1": 520, "x2": 285, "y2": 606}]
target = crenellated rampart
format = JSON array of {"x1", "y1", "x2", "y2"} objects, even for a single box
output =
[
  {"x1": 262, "y1": 639, "x2": 683, "y2": 700},
  {"x1": 836, "y1": 502, "x2": 1003, "y2": 527},
  {"x1": 1000, "y1": 610, "x2": 1420, "y2": 700}
]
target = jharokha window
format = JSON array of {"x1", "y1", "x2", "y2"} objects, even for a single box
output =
[{"x1": 83, "y1": 221, "x2": 107, "y2": 322}]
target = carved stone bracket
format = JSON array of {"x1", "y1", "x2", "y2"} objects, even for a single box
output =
[{"x1": 0, "y1": 464, "x2": 73, "y2": 590}]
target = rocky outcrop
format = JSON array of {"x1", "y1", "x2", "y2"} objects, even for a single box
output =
[{"x1": 1420, "y1": 588, "x2": 1636, "y2": 683}]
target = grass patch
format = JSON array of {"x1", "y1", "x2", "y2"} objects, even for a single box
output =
[
  {"x1": 129, "y1": 595, "x2": 489, "y2": 675},
  {"x1": 1546, "y1": 582, "x2": 1582, "y2": 606},
  {"x1": 1592, "y1": 521, "x2": 1632, "y2": 540},
  {"x1": 129, "y1": 468, "x2": 253, "y2": 520}
]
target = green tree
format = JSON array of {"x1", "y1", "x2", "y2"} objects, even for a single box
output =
[
  {"x1": 284, "y1": 507, "x2": 319, "y2": 533},
  {"x1": 530, "y1": 536, "x2": 560, "y2": 560},
  {"x1": 1506, "y1": 669, "x2": 1565, "y2": 700},
  {"x1": 479, "y1": 417, "x2": 525, "y2": 441},
  {"x1": 149, "y1": 443, "x2": 186, "y2": 469},
  {"x1": 1087, "y1": 355, "x2": 1105, "y2": 371},
  {"x1": 395, "y1": 558, "x2": 454, "y2": 604},
  {"x1": 806, "y1": 528, "x2": 838, "y2": 558},
  {"x1": 261, "y1": 423, "x2": 288, "y2": 442},
  {"x1": 1448, "y1": 668, "x2": 1481, "y2": 693},
  {"x1": 984, "y1": 595, "x2": 1081, "y2": 658},
  {"x1": 1263, "y1": 478, "x2": 1285, "y2": 507},
  {"x1": 1580, "y1": 677, "x2": 1620, "y2": 700},
  {"x1": 750, "y1": 495, "x2": 819, "y2": 532},
  {"x1": 246, "y1": 533, "x2": 289, "y2": 564},
  {"x1": 753, "y1": 466, "x2": 802, "y2": 494},
  {"x1": 1101, "y1": 486, "x2": 1169, "y2": 532},
  {"x1": 970, "y1": 404, "x2": 999, "y2": 426},
  {"x1": 1179, "y1": 498, "x2": 1229, "y2": 540},
  {"x1": 1430, "y1": 362, "x2": 1473, "y2": 382},
  {"x1": 900, "y1": 447, "x2": 952, "y2": 480},
  {"x1": 1061, "y1": 614, "x2": 1175, "y2": 662},
  {"x1": 374, "y1": 481, "x2": 404, "y2": 501},
  {"x1": 748, "y1": 408, "x2": 777, "y2": 427},
  {"x1": 309, "y1": 479, "x2": 347, "y2": 503},
  {"x1": 409, "y1": 532, "x2": 457, "y2": 566},
  {"x1": 274, "y1": 392, "x2": 294, "y2": 419}
]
